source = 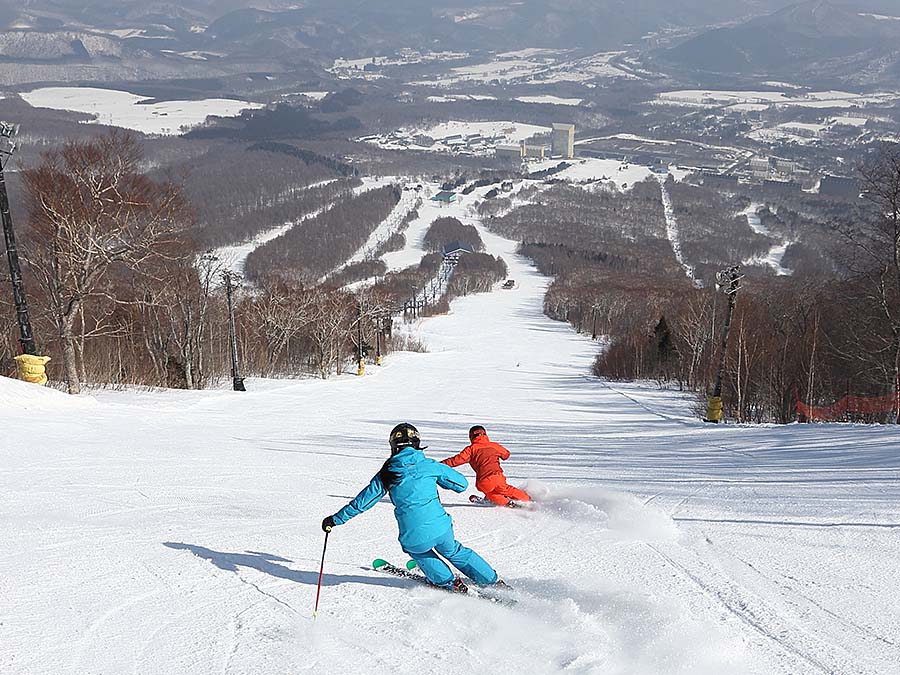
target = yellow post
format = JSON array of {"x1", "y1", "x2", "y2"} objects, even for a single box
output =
[
  {"x1": 706, "y1": 396, "x2": 724, "y2": 423},
  {"x1": 376, "y1": 355, "x2": 383, "y2": 366},
  {"x1": 357, "y1": 357, "x2": 365, "y2": 376},
  {"x1": 14, "y1": 354, "x2": 51, "y2": 385}
]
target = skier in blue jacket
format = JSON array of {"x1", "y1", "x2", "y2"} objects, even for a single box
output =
[{"x1": 322, "y1": 423, "x2": 500, "y2": 593}]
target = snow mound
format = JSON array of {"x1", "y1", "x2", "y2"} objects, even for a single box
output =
[
  {"x1": 0, "y1": 375, "x2": 95, "y2": 411},
  {"x1": 525, "y1": 481, "x2": 679, "y2": 542}
]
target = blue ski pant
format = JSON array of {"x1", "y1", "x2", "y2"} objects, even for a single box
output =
[{"x1": 404, "y1": 529, "x2": 498, "y2": 588}]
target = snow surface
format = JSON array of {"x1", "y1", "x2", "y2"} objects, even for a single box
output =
[
  {"x1": 330, "y1": 51, "x2": 469, "y2": 79},
  {"x1": 380, "y1": 184, "x2": 463, "y2": 272},
  {"x1": 423, "y1": 120, "x2": 550, "y2": 143},
  {"x1": 336, "y1": 187, "x2": 422, "y2": 272},
  {"x1": 211, "y1": 179, "x2": 342, "y2": 276},
  {"x1": 746, "y1": 123, "x2": 826, "y2": 145},
  {"x1": 292, "y1": 91, "x2": 331, "y2": 101},
  {"x1": 3, "y1": 193, "x2": 900, "y2": 673},
  {"x1": 514, "y1": 95, "x2": 583, "y2": 106},
  {"x1": 600, "y1": 133, "x2": 677, "y2": 146},
  {"x1": 363, "y1": 120, "x2": 550, "y2": 156},
  {"x1": 416, "y1": 50, "x2": 636, "y2": 88},
  {"x1": 859, "y1": 12, "x2": 900, "y2": 21},
  {"x1": 831, "y1": 116, "x2": 869, "y2": 127},
  {"x1": 657, "y1": 175, "x2": 701, "y2": 287},
  {"x1": 379, "y1": 179, "x2": 546, "y2": 278},
  {"x1": 19, "y1": 87, "x2": 263, "y2": 136},
  {"x1": 740, "y1": 203, "x2": 793, "y2": 276},
  {"x1": 656, "y1": 89, "x2": 900, "y2": 111},
  {"x1": 212, "y1": 178, "x2": 393, "y2": 280},
  {"x1": 426, "y1": 94, "x2": 498, "y2": 103}
]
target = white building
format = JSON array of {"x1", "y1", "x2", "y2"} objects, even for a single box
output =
[
  {"x1": 552, "y1": 123, "x2": 575, "y2": 159},
  {"x1": 749, "y1": 157, "x2": 770, "y2": 179},
  {"x1": 496, "y1": 144, "x2": 523, "y2": 161}
]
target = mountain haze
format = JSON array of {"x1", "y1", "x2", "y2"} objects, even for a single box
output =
[{"x1": 659, "y1": 0, "x2": 900, "y2": 83}]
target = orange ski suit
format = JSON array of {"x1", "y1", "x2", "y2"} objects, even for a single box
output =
[{"x1": 441, "y1": 434, "x2": 531, "y2": 506}]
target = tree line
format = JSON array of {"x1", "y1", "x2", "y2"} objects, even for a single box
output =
[
  {"x1": 244, "y1": 184, "x2": 401, "y2": 282},
  {"x1": 423, "y1": 216, "x2": 484, "y2": 253}
]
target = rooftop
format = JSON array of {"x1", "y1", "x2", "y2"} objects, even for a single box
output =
[{"x1": 431, "y1": 190, "x2": 457, "y2": 202}]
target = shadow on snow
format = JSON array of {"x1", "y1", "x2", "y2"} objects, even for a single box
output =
[{"x1": 163, "y1": 542, "x2": 404, "y2": 588}]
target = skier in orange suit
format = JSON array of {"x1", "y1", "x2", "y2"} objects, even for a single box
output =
[{"x1": 441, "y1": 425, "x2": 531, "y2": 506}]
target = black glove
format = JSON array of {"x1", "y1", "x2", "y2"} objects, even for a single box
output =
[{"x1": 322, "y1": 516, "x2": 336, "y2": 532}]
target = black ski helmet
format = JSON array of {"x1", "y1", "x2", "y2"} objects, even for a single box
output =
[
  {"x1": 469, "y1": 425, "x2": 486, "y2": 441},
  {"x1": 389, "y1": 423, "x2": 423, "y2": 454}
]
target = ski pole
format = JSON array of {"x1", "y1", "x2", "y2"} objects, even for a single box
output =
[{"x1": 313, "y1": 529, "x2": 330, "y2": 618}]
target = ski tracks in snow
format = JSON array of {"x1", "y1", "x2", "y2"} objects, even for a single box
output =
[
  {"x1": 644, "y1": 542, "x2": 839, "y2": 674},
  {"x1": 656, "y1": 174, "x2": 701, "y2": 288},
  {"x1": 644, "y1": 532, "x2": 898, "y2": 675}
]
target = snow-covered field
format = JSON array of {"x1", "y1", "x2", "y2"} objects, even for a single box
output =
[
  {"x1": 288, "y1": 91, "x2": 331, "y2": 101},
  {"x1": 526, "y1": 158, "x2": 689, "y2": 192},
  {"x1": 363, "y1": 120, "x2": 550, "y2": 155},
  {"x1": 426, "y1": 94, "x2": 498, "y2": 103},
  {"x1": 747, "y1": 121, "x2": 834, "y2": 145},
  {"x1": 414, "y1": 50, "x2": 639, "y2": 88},
  {"x1": 330, "y1": 51, "x2": 469, "y2": 80},
  {"x1": 3, "y1": 198, "x2": 900, "y2": 674},
  {"x1": 20, "y1": 87, "x2": 263, "y2": 136},
  {"x1": 421, "y1": 120, "x2": 550, "y2": 143},
  {"x1": 859, "y1": 12, "x2": 900, "y2": 21},
  {"x1": 515, "y1": 95, "x2": 583, "y2": 106},
  {"x1": 656, "y1": 89, "x2": 900, "y2": 111}
]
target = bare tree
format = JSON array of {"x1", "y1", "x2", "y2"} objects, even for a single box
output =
[
  {"x1": 831, "y1": 146, "x2": 900, "y2": 404},
  {"x1": 136, "y1": 253, "x2": 222, "y2": 389},
  {"x1": 307, "y1": 288, "x2": 354, "y2": 379},
  {"x1": 22, "y1": 131, "x2": 189, "y2": 394},
  {"x1": 251, "y1": 279, "x2": 319, "y2": 374}
]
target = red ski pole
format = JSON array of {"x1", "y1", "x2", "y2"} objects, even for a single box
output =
[{"x1": 313, "y1": 528, "x2": 330, "y2": 618}]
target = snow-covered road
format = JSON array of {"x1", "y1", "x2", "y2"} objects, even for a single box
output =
[{"x1": 2, "y1": 209, "x2": 899, "y2": 674}]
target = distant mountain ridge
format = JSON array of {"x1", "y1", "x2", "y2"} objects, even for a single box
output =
[
  {"x1": 4, "y1": 0, "x2": 803, "y2": 54},
  {"x1": 4, "y1": 0, "x2": 898, "y2": 87},
  {"x1": 201, "y1": 0, "x2": 806, "y2": 53},
  {"x1": 658, "y1": 0, "x2": 900, "y2": 84}
]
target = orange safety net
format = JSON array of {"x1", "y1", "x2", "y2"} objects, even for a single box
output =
[{"x1": 797, "y1": 390, "x2": 900, "y2": 421}]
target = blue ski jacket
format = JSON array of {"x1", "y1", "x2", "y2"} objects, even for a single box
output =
[{"x1": 332, "y1": 446, "x2": 468, "y2": 552}]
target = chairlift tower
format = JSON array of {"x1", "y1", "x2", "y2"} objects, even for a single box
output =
[
  {"x1": 706, "y1": 265, "x2": 743, "y2": 423},
  {"x1": 0, "y1": 121, "x2": 37, "y2": 356},
  {"x1": 222, "y1": 270, "x2": 246, "y2": 391}
]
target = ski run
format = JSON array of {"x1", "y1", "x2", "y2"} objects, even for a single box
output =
[
  {"x1": 739, "y1": 203, "x2": 794, "y2": 276},
  {"x1": 656, "y1": 174, "x2": 701, "y2": 288},
  {"x1": 2, "y1": 179, "x2": 900, "y2": 675}
]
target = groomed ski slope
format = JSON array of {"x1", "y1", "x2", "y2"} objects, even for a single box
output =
[{"x1": 2, "y1": 213, "x2": 900, "y2": 675}]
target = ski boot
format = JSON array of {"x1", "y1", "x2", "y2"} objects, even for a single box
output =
[{"x1": 450, "y1": 577, "x2": 469, "y2": 594}]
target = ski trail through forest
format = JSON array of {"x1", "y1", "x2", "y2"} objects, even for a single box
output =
[{"x1": 656, "y1": 174, "x2": 701, "y2": 287}]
